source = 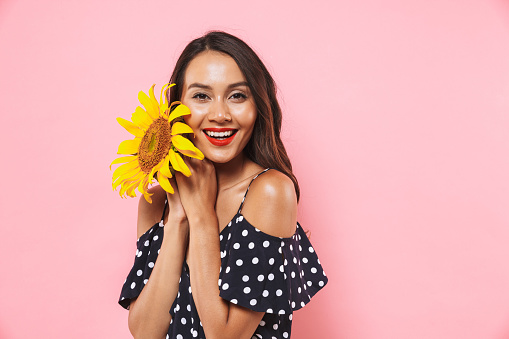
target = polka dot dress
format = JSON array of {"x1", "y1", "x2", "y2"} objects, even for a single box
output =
[{"x1": 119, "y1": 169, "x2": 328, "y2": 339}]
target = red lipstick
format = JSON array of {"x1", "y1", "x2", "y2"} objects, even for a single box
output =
[{"x1": 203, "y1": 128, "x2": 238, "y2": 146}]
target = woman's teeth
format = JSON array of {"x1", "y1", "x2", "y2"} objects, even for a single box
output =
[{"x1": 205, "y1": 130, "x2": 235, "y2": 139}]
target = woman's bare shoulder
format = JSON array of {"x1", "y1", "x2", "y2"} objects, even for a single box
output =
[
  {"x1": 136, "y1": 185, "x2": 166, "y2": 239},
  {"x1": 241, "y1": 169, "x2": 298, "y2": 238}
]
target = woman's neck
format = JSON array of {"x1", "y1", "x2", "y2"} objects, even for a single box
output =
[{"x1": 213, "y1": 153, "x2": 257, "y2": 191}]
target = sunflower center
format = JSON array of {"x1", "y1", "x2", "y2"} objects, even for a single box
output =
[{"x1": 138, "y1": 117, "x2": 171, "y2": 173}]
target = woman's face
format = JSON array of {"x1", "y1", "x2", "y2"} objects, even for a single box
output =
[{"x1": 181, "y1": 51, "x2": 257, "y2": 164}]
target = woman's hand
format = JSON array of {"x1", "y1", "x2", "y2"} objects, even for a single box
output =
[
  {"x1": 164, "y1": 176, "x2": 187, "y2": 224},
  {"x1": 174, "y1": 157, "x2": 217, "y2": 219}
]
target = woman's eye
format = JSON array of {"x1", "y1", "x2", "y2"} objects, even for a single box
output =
[
  {"x1": 230, "y1": 92, "x2": 247, "y2": 101},
  {"x1": 192, "y1": 93, "x2": 209, "y2": 101}
]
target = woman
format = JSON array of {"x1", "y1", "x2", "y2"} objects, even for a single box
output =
[{"x1": 119, "y1": 31, "x2": 327, "y2": 339}]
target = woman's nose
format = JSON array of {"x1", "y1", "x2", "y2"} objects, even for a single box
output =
[{"x1": 208, "y1": 100, "x2": 231, "y2": 123}]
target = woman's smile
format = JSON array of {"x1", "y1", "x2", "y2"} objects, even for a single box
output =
[{"x1": 203, "y1": 128, "x2": 239, "y2": 146}]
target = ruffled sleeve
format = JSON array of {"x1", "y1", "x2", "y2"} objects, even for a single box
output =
[
  {"x1": 118, "y1": 223, "x2": 164, "y2": 309},
  {"x1": 218, "y1": 215, "x2": 327, "y2": 315}
]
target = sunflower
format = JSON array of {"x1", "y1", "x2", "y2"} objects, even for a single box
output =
[{"x1": 111, "y1": 83, "x2": 204, "y2": 203}]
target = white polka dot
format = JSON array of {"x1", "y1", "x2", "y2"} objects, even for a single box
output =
[
  {"x1": 175, "y1": 304, "x2": 180, "y2": 311},
  {"x1": 283, "y1": 331, "x2": 289, "y2": 338},
  {"x1": 302, "y1": 257, "x2": 308, "y2": 264},
  {"x1": 281, "y1": 241, "x2": 285, "y2": 247},
  {"x1": 262, "y1": 290, "x2": 269, "y2": 297},
  {"x1": 284, "y1": 273, "x2": 287, "y2": 279},
  {"x1": 301, "y1": 270, "x2": 305, "y2": 276},
  {"x1": 187, "y1": 305, "x2": 191, "y2": 312},
  {"x1": 250, "y1": 299, "x2": 257, "y2": 306},
  {"x1": 219, "y1": 234, "x2": 223, "y2": 241},
  {"x1": 148, "y1": 262, "x2": 154, "y2": 268},
  {"x1": 307, "y1": 281, "x2": 312, "y2": 286},
  {"x1": 143, "y1": 279, "x2": 148, "y2": 284},
  {"x1": 242, "y1": 275, "x2": 249, "y2": 282},
  {"x1": 299, "y1": 245, "x2": 302, "y2": 251},
  {"x1": 284, "y1": 259, "x2": 288, "y2": 266},
  {"x1": 189, "y1": 286, "x2": 192, "y2": 294},
  {"x1": 268, "y1": 273, "x2": 274, "y2": 281},
  {"x1": 301, "y1": 301, "x2": 305, "y2": 307},
  {"x1": 244, "y1": 287, "x2": 251, "y2": 294},
  {"x1": 267, "y1": 308, "x2": 273, "y2": 313},
  {"x1": 280, "y1": 265, "x2": 284, "y2": 272},
  {"x1": 291, "y1": 271, "x2": 296, "y2": 278},
  {"x1": 144, "y1": 240, "x2": 150, "y2": 246},
  {"x1": 181, "y1": 318, "x2": 186, "y2": 325},
  {"x1": 268, "y1": 258, "x2": 275, "y2": 265},
  {"x1": 298, "y1": 287, "x2": 302, "y2": 293},
  {"x1": 279, "y1": 309, "x2": 285, "y2": 315},
  {"x1": 273, "y1": 324, "x2": 278, "y2": 330},
  {"x1": 230, "y1": 299, "x2": 238, "y2": 304},
  {"x1": 309, "y1": 246, "x2": 315, "y2": 253},
  {"x1": 153, "y1": 235, "x2": 159, "y2": 241},
  {"x1": 255, "y1": 227, "x2": 261, "y2": 232},
  {"x1": 176, "y1": 335, "x2": 183, "y2": 339},
  {"x1": 242, "y1": 229, "x2": 248, "y2": 236},
  {"x1": 293, "y1": 257, "x2": 297, "y2": 264},
  {"x1": 137, "y1": 270, "x2": 143, "y2": 276},
  {"x1": 292, "y1": 301, "x2": 296, "y2": 308},
  {"x1": 289, "y1": 314, "x2": 292, "y2": 320},
  {"x1": 226, "y1": 266, "x2": 230, "y2": 273},
  {"x1": 248, "y1": 242, "x2": 255, "y2": 249},
  {"x1": 236, "y1": 259, "x2": 243, "y2": 266},
  {"x1": 228, "y1": 221, "x2": 232, "y2": 227},
  {"x1": 260, "y1": 320, "x2": 266, "y2": 326},
  {"x1": 130, "y1": 282, "x2": 136, "y2": 289},
  {"x1": 323, "y1": 271, "x2": 327, "y2": 276},
  {"x1": 263, "y1": 241, "x2": 270, "y2": 248},
  {"x1": 233, "y1": 242, "x2": 240, "y2": 249},
  {"x1": 193, "y1": 330, "x2": 198, "y2": 337},
  {"x1": 228, "y1": 233, "x2": 231, "y2": 240},
  {"x1": 157, "y1": 249, "x2": 160, "y2": 254},
  {"x1": 319, "y1": 281, "x2": 324, "y2": 287},
  {"x1": 239, "y1": 215, "x2": 244, "y2": 222},
  {"x1": 222, "y1": 283, "x2": 229, "y2": 290},
  {"x1": 290, "y1": 244, "x2": 293, "y2": 251},
  {"x1": 221, "y1": 251, "x2": 226, "y2": 258},
  {"x1": 311, "y1": 267, "x2": 317, "y2": 274},
  {"x1": 252, "y1": 257, "x2": 259, "y2": 264},
  {"x1": 137, "y1": 251, "x2": 142, "y2": 257},
  {"x1": 317, "y1": 258, "x2": 321, "y2": 264},
  {"x1": 276, "y1": 289, "x2": 283, "y2": 296},
  {"x1": 257, "y1": 274, "x2": 264, "y2": 281}
]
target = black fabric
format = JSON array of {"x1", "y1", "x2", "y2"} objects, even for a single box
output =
[{"x1": 119, "y1": 170, "x2": 327, "y2": 339}]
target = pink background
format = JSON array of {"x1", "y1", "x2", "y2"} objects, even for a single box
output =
[{"x1": 1, "y1": 0, "x2": 509, "y2": 338}]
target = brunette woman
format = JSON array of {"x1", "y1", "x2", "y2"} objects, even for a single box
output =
[{"x1": 119, "y1": 31, "x2": 327, "y2": 339}]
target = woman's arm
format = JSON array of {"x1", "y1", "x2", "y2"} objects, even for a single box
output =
[
  {"x1": 177, "y1": 162, "x2": 297, "y2": 339},
  {"x1": 127, "y1": 185, "x2": 189, "y2": 339}
]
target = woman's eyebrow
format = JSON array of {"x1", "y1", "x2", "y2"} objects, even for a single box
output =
[{"x1": 187, "y1": 81, "x2": 249, "y2": 90}]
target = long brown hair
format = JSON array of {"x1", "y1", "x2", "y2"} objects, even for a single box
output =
[{"x1": 168, "y1": 31, "x2": 300, "y2": 200}]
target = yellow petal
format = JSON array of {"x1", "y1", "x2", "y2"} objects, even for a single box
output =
[
  {"x1": 117, "y1": 118, "x2": 145, "y2": 137},
  {"x1": 168, "y1": 149, "x2": 181, "y2": 172},
  {"x1": 113, "y1": 167, "x2": 141, "y2": 189},
  {"x1": 143, "y1": 193, "x2": 153, "y2": 203},
  {"x1": 168, "y1": 104, "x2": 191, "y2": 122},
  {"x1": 112, "y1": 160, "x2": 140, "y2": 181},
  {"x1": 110, "y1": 155, "x2": 137, "y2": 170},
  {"x1": 160, "y1": 83, "x2": 175, "y2": 107},
  {"x1": 171, "y1": 122, "x2": 194, "y2": 135},
  {"x1": 172, "y1": 135, "x2": 204, "y2": 159},
  {"x1": 120, "y1": 173, "x2": 143, "y2": 197},
  {"x1": 117, "y1": 138, "x2": 141, "y2": 155},
  {"x1": 139, "y1": 85, "x2": 159, "y2": 120},
  {"x1": 174, "y1": 152, "x2": 191, "y2": 177},
  {"x1": 157, "y1": 172, "x2": 175, "y2": 194},
  {"x1": 132, "y1": 106, "x2": 152, "y2": 129},
  {"x1": 159, "y1": 155, "x2": 173, "y2": 178}
]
